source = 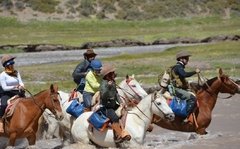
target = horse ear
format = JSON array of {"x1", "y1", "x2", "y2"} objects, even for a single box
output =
[
  {"x1": 50, "y1": 84, "x2": 58, "y2": 93},
  {"x1": 152, "y1": 91, "x2": 158, "y2": 101},
  {"x1": 131, "y1": 74, "x2": 135, "y2": 78},
  {"x1": 126, "y1": 75, "x2": 129, "y2": 79},
  {"x1": 218, "y1": 68, "x2": 223, "y2": 76}
]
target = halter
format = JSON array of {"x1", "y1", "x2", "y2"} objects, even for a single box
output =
[
  {"x1": 24, "y1": 87, "x2": 59, "y2": 115},
  {"x1": 197, "y1": 72, "x2": 238, "y2": 99},
  {"x1": 116, "y1": 78, "x2": 143, "y2": 102},
  {"x1": 126, "y1": 78, "x2": 143, "y2": 99},
  {"x1": 128, "y1": 92, "x2": 168, "y2": 122}
]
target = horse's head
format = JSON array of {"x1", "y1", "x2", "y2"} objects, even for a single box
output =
[
  {"x1": 151, "y1": 91, "x2": 175, "y2": 121},
  {"x1": 218, "y1": 68, "x2": 239, "y2": 95},
  {"x1": 46, "y1": 84, "x2": 64, "y2": 120},
  {"x1": 119, "y1": 74, "x2": 148, "y2": 100}
]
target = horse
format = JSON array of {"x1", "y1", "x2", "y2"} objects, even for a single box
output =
[
  {"x1": 0, "y1": 84, "x2": 63, "y2": 147},
  {"x1": 152, "y1": 68, "x2": 240, "y2": 135},
  {"x1": 38, "y1": 75, "x2": 148, "y2": 143},
  {"x1": 70, "y1": 91, "x2": 174, "y2": 148}
]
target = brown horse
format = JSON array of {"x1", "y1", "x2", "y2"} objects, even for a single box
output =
[
  {"x1": 0, "y1": 84, "x2": 63, "y2": 147},
  {"x1": 152, "y1": 68, "x2": 239, "y2": 135}
]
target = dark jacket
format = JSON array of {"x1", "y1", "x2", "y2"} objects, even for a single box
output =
[
  {"x1": 171, "y1": 61, "x2": 196, "y2": 89},
  {"x1": 100, "y1": 80, "x2": 121, "y2": 110},
  {"x1": 72, "y1": 59, "x2": 91, "y2": 84}
]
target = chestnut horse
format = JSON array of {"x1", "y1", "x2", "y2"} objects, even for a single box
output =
[
  {"x1": 0, "y1": 84, "x2": 63, "y2": 147},
  {"x1": 152, "y1": 68, "x2": 239, "y2": 135}
]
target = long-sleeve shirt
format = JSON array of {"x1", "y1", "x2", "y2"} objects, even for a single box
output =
[
  {"x1": 172, "y1": 61, "x2": 196, "y2": 89},
  {"x1": 100, "y1": 80, "x2": 121, "y2": 109},
  {"x1": 0, "y1": 71, "x2": 24, "y2": 91},
  {"x1": 174, "y1": 61, "x2": 196, "y2": 78},
  {"x1": 84, "y1": 70, "x2": 102, "y2": 93},
  {"x1": 72, "y1": 59, "x2": 91, "y2": 84}
]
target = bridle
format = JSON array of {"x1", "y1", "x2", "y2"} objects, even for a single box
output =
[
  {"x1": 24, "y1": 87, "x2": 60, "y2": 115},
  {"x1": 116, "y1": 78, "x2": 143, "y2": 102},
  {"x1": 128, "y1": 92, "x2": 168, "y2": 122},
  {"x1": 197, "y1": 72, "x2": 238, "y2": 99}
]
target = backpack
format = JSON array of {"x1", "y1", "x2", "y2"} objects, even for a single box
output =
[{"x1": 158, "y1": 66, "x2": 175, "y2": 88}]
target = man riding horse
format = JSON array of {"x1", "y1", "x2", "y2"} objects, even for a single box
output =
[{"x1": 162, "y1": 51, "x2": 200, "y2": 122}]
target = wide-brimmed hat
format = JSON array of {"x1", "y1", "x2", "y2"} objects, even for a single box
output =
[
  {"x1": 101, "y1": 64, "x2": 116, "y2": 77},
  {"x1": 176, "y1": 51, "x2": 191, "y2": 60},
  {"x1": 83, "y1": 48, "x2": 97, "y2": 57},
  {"x1": 1, "y1": 54, "x2": 16, "y2": 67}
]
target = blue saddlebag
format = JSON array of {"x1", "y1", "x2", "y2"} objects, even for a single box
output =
[
  {"x1": 88, "y1": 111, "x2": 110, "y2": 132},
  {"x1": 66, "y1": 100, "x2": 84, "y2": 118},
  {"x1": 170, "y1": 96, "x2": 187, "y2": 118}
]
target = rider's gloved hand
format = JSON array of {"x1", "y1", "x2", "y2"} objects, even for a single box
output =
[{"x1": 196, "y1": 68, "x2": 200, "y2": 73}]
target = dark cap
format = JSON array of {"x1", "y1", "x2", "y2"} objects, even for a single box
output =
[{"x1": 83, "y1": 48, "x2": 97, "y2": 57}]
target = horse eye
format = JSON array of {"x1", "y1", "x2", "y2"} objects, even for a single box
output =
[
  {"x1": 131, "y1": 85, "x2": 136, "y2": 87},
  {"x1": 157, "y1": 102, "x2": 161, "y2": 106}
]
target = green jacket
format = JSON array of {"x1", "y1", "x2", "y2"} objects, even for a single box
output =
[{"x1": 100, "y1": 80, "x2": 121, "y2": 109}]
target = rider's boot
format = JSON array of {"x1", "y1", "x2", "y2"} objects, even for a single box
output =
[
  {"x1": 186, "y1": 97, "x2": 196, "y2": 116},
  {"x1": 0, "y1": 118, "x2": 4, "y2": 133},
  {"x1": 184, "y1": 97, "x2": 196, "y2": 123},
  {"x1": 112, "y1": 122, "x2": 131, "y2": 143}
]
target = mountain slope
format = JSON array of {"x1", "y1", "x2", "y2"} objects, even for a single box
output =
[{"x1": 0, "y1": 0, "x2": 239, "y2": 21}]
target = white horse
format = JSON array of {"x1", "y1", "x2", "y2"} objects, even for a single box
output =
[
  {"x1": 71, "y1": 91, "x2": 175, "y2": 148},
  {"x1": 38, "y1": 75, "x2": 148, "y2": 143}
]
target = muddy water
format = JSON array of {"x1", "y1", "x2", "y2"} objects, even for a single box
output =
[{"x1": 1, "y1": 94, "x2": 239, "y2": 149}]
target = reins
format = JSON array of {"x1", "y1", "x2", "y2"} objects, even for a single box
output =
[
  {"x1": 197, "y1": 72, "x2": 236, "y2": 99},
  {"x1": 22, "y1": 87, "x2": 45, "y2": 112},
  {"x1": 127, "y1": 93, "x2": 156, "y2": 122},
  {"x1": 22, "y1": 87, "x2": 59, "y2": 113}
]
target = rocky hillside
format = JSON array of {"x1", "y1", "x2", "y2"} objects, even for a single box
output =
[{"x1": 0, "y1": 0, "x2": 240, "y2": 21}]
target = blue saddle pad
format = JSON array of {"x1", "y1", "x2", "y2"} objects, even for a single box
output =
[
  {"x1": 88, "y1": 111, "x2": 110, "y2": 131},
  {"x1": 66, "y1": 99, "x2": 84, "y2": 118},
  {"x1": 170, "y1": 96, "x2": 187, "y2": 118}
]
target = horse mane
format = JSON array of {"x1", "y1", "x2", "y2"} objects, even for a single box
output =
[
  {"x1": 34, "y1": 89, "x2": 47, "y2": 96},
  {"x1": 200, "y1": 76, "x2": 218, "y2": 90}
]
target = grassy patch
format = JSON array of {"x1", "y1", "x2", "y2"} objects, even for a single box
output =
[
  {"x1": 0, "y1": 16, "x2": 239, "y2": 47},
  {"x1": 17, "y1": 41, "x2": 240, "y2": 94}
]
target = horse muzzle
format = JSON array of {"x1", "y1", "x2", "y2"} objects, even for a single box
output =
[
  {"x1": 55, "y1": 112, "x2": 64, "y2": 121},
  {"x1": 165, "y1": 113, "x2": 175, "y2": 121}
]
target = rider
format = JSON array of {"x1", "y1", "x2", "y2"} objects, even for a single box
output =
[
  {"x1": 72, "y1": 48, "x2": 97, "y2": 93},
  {"x1": 170, "y1": 51, "x2": 200, "y2": 121},
  {"x1": 99, "y1": 64, "x2": 131, "y2": 143},
  {"x1": 0, "y1": 55, "x2": 25, "y2": 133},
  {"x1": 82, "y1": 59, "x2": 102, "y2": 112}
]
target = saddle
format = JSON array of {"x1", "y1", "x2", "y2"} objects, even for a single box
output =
[
  {"x1": 88, "y1": 105, "x2": 128, "y2": 132},
  {"x1": 4, "y1": 96, "x2": 20, "y2": 118}
]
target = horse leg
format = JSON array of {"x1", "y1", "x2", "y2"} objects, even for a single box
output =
[
  {"x1": 8, "y1": 132, "x2": 17, "y2": 146},
  {"x1": 196, "y1": 127, "x2": 208, "y2": 135},
  {"x1": 27, "y1": 133, "x2": 36, "y2": 145}
]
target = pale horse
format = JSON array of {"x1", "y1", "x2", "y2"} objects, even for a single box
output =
[
  {"x1": 71, "y1": 91, "x2": 175, "y2": 148},
  {"x1": 38, "y1": 75, "x2": 148, "y2": 143}
]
